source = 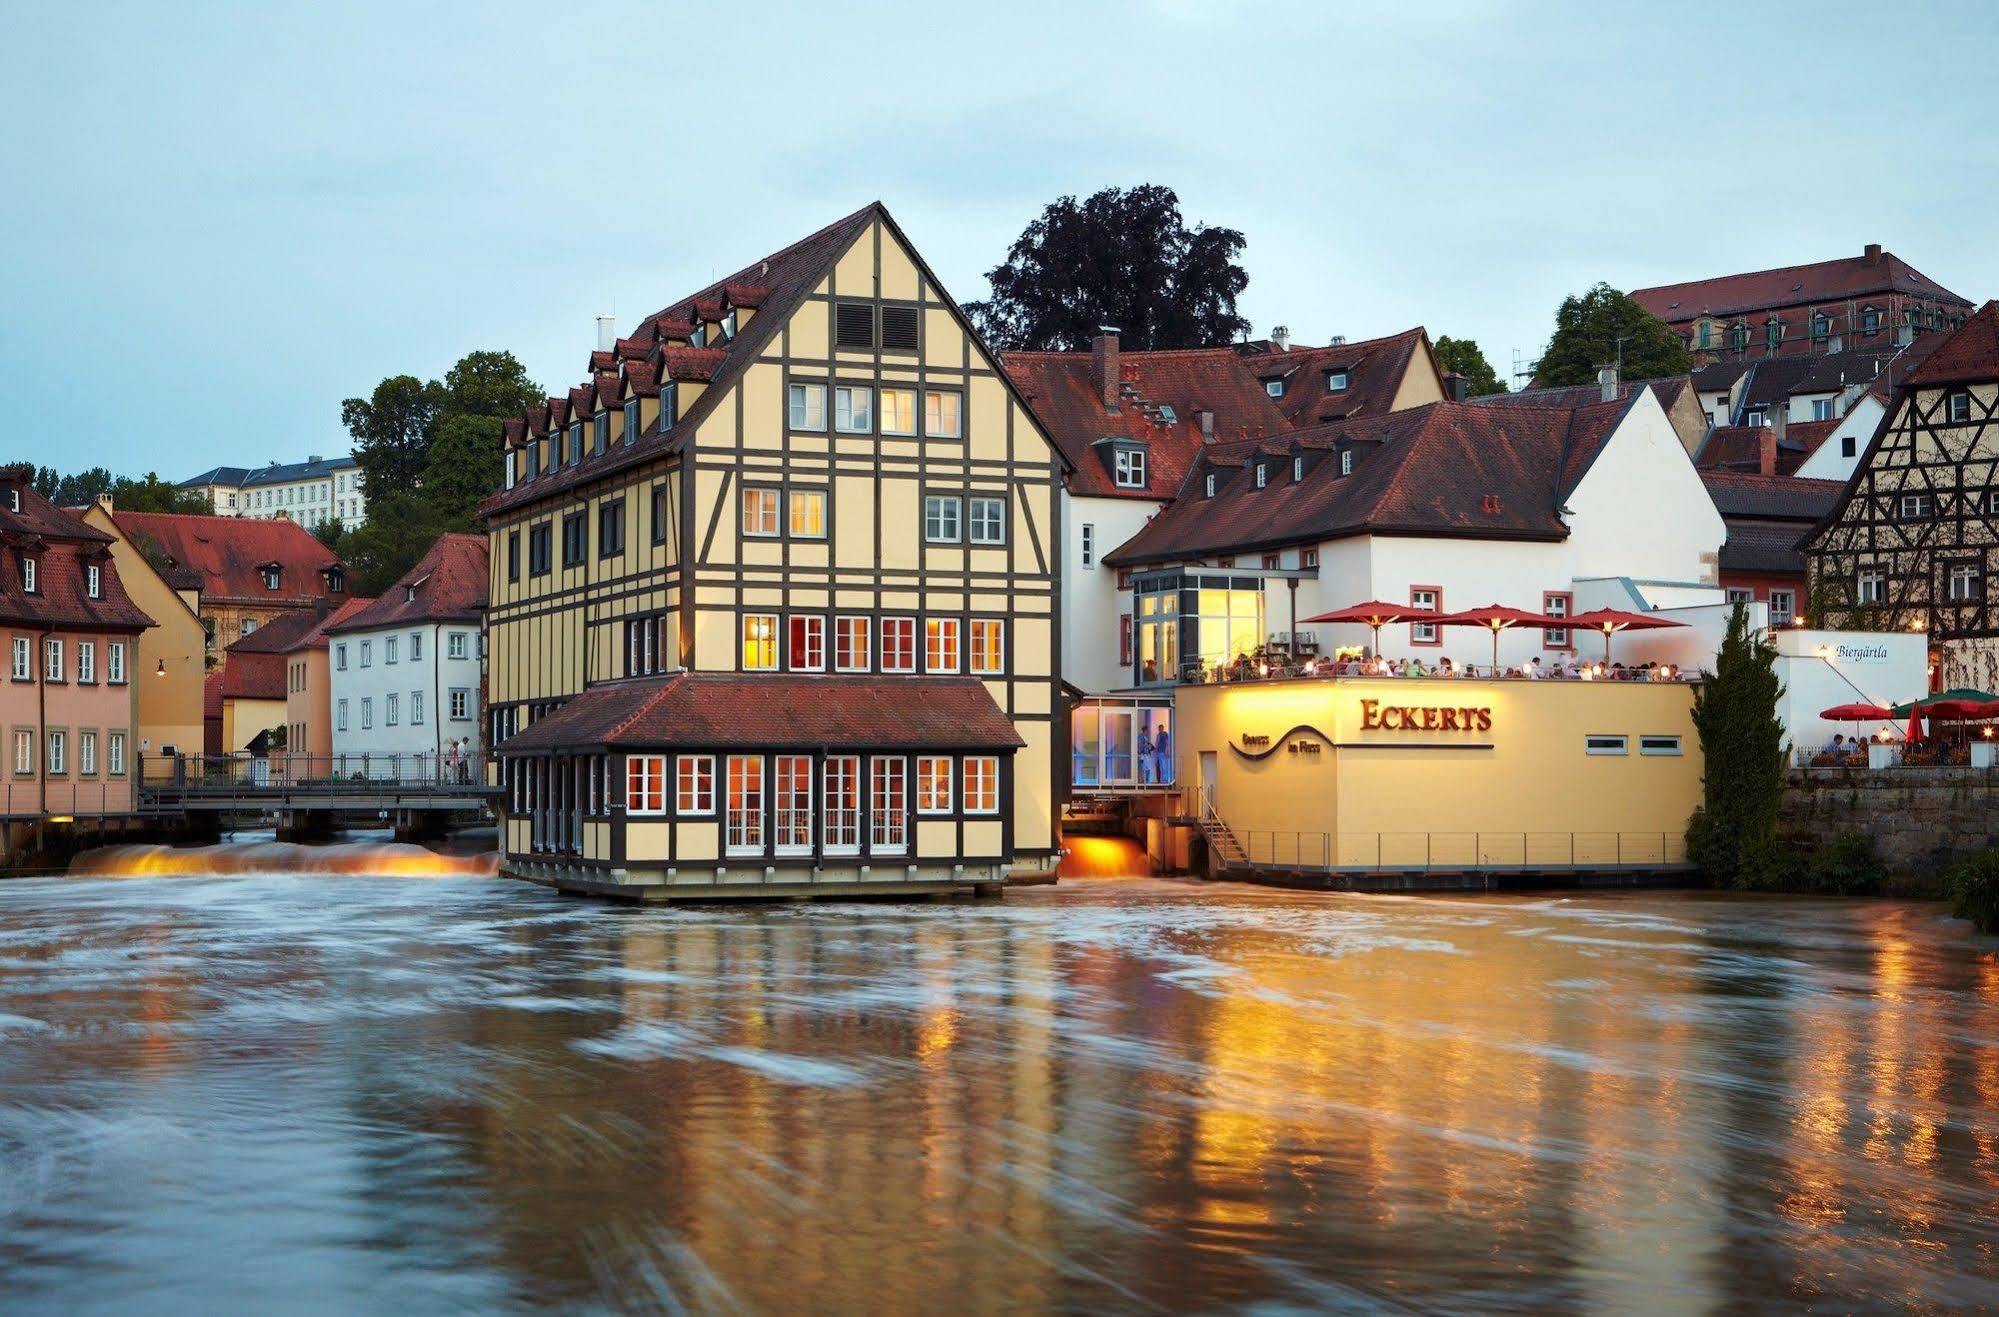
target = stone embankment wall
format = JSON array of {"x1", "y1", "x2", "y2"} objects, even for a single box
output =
[{"x1": 1781, "y1": 768, "x2": 1999, "y2": 894}]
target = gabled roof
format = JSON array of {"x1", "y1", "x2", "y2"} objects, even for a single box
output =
[
  {"x1": 1695, "y1": 421, "x2": 1836, "y2": 474},
  {"x1": 218, "y1": 650, "x2": 286, "y2": 701},
  {"x1": 299, "y1": 596, "x2": 376, "y2": 650},
  {"x1": 1699, "y1": 470, "x2": 1845, "y2": 520},
  {"x1": 1474, "y1": 376, "x2": 1693, "y2": 412},
  {"x1": 1905, "y1": 301, "x2": 1999, "y2": 388},
  {"x1": 1248, "y1": 329, "x2": 1437, "y2": 429},
  {"x1": 326, "y1": 533, "x2": 486, "y2": 633},
  {"x1": 498, "y1": 674, "x2": 1026, "y2": 754},
  {"x1": 111, "y1": 512, "x2": 343, "y2": 606},
  {"x1": 0, "y1": 469, "x2": 153, "y2": 632},
  {"x1": 1632, "y1": 246, "x2": 1971, "y2": 322},
  {"x1": 1103, "y1": 397, "x2": 1636, "y2": 567},
  {"x1": 223, "y1": 607, "x2": 325, "y2": 655}
]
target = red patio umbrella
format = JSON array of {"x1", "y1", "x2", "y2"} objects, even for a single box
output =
[
  {"x1": 1905, "y1": 710, "x2": 1926, "y2": 744},
  {"x1": 1819, "y1": 703, "x2": 1893, "y2": 720},
  {"x1": 1301, "y1": 600, "x2": 1426, "y2": 655},
  {"x1": 1434, "y1": 604, "x2": 1564, "y2": 673},
  {"x1": 1922, "y1": 699, "x2": 1988, "y2": 720},
  {"x1": 1565, "y1": 607, "x2": 1689, "y2": 664}
]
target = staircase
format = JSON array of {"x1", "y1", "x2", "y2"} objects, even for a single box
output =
[{"x1": 1195, "y1": 790, "x2": 1248, "y2": 874}]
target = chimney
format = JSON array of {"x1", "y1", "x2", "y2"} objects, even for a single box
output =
[
  {"x1": 1271, "y1": 325, "x2": 1291, "y2": 353},
  {"x1": 95, "y1": 491, "x2": 114, "y2": 512},
  {"x1": 307, "y1": 454, "x2": 321, "y2": 464},
  {"x1": 1443, "y1": 372, "x2": 1469, "y2": 403},
  {"x1": 1091, "y1": 327, "x2": 1121, "y2": 411},
  {"x1": 1863, "y1": 242, "x2": 1883, "y2": 265},
  {"x1": 1597, "y1": 364, "x2": 1620, "y2": 403},
  {"x1": 1770, "y1": 406, "x2": 1788, "y2": 444},
  {"x1": 597, "y1": 315, "x2": 617, "y2": 352},
  {"x1": 1757, "y1": 428, "x2": 1778, "y2": 477},
  {"x1": 1194, "y1": 407, "x2": 1215, "y2": 441}
]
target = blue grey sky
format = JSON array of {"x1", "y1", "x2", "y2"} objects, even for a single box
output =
[{"x1": 6, "y1": 0, "x2": 1995, "y2": 477}]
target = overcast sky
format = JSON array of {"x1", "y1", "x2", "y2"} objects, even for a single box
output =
[{"x1": 6, "y1": 0, "x2": 1995, "y2": 476}]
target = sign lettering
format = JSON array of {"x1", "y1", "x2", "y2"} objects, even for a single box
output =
[{"x1": 1358, "y1": 699, "x2": 1493, "y2": 733}]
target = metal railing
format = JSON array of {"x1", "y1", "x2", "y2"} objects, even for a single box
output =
[
  {"x1": 139, "y1": 752, "x2": 492, "y2": 794},
  {"x1": 1230, "y1": 830, "x2": 1690, "y2": 872}
]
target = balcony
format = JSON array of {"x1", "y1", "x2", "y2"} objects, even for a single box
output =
[{"x1": 1070, "y1": 697, "x2": 1174, "y2": 792}]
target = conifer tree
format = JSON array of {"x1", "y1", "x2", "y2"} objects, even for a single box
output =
[{"x1": 1687, "y1": 604, "x2": 1789, "y2": 886}]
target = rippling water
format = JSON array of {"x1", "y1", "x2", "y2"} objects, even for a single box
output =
[{"x1": 0, "y1": 866, "x2": 1995, "y2": 1313}]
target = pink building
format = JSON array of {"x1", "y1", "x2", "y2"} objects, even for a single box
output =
[{"x1": 0, "y1": 466, "x2": 154, "y2": 823}]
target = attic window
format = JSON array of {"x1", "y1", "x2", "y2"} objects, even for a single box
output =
[
  {"x1": 880, "y1": 306, "x2": 919, "y2": 352},
  {"x1": 1157, "y1": 405, "x2": 1177, "y2": 424},
  {"x1": 721, "y1": 309, "x2": 738, "y2": 341},
  {"x1": 87, "y1": 564, "x2": 101, "y2": 598},
  {"x1": 405, "y1": 585, "x2": 417, "y2": 603},
  {"x1": 624, "y1": 397, "x2": 639, "y2": 440},
  {"x1": 1263, "y1": 377, "x2": 1286, "y2": 398},
  {"x1": 690, "y1": 323, "x2": 707, "y2": 348},
  {"x1": 5, "y1": 489, "x2": 16, "y2": 512},
  {"x1": 263, "y1": 567, "x2": 282, "y2": 591},
  {"x1": 1326, "y1": 369, "x2": 1350, "y2": 392},
  {"x1": 1292, "y1": 456, "x2": 1304, "y2": 482},
  {"x1": 594, "y1": 412, "x2": 609, "y2": 453},
  {"x1": 1114, "y1": 447, "x2": 1148, "y2": 489},
  {"x1": 1254, "y1": 463, "x2": 1267, "y2": 489},
  {"x1": 660, "y1": 382, "x2": 679, "y2": 430},
  {"x1": 1811, "y1": 313, "x2": 1831, "y2": 342},
  {"x1": 21, "y1": 557, "x2": 37, "y2": 594},
  {"x1": 1861, "y1": 307, "x2": 1881, "y2": 333},
  {"x1": 1204, "y1": 473, "x2": 1217, "y2": 498},
  {"x1": 835, "y1": 302, "x2": 875, "y2": 349},
  {"x1": 327, "y1": 568, "x2": 344, "y2": 593}
]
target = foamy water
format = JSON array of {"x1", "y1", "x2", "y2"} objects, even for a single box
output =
[{"x1": 0, "y1": 872, "x2": 1994, "y2": 1312}]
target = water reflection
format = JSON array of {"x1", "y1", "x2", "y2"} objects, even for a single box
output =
[{"x1": 0, "y1": 874, "x2": 1994, "y2": 1312}]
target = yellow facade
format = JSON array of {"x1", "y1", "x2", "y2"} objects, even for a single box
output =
[
  {"x1": 1173, "y1": 676, "x2": 1703, "y2": 869},
  {"x1": 486, "y1": 206, "x2": 1064, "y2": 897},
  {"x1": 81, "y1": 503, "x2": 205, "y2": 756}
]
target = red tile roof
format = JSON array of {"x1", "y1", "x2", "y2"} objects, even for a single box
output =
[
  {"x1": 112, "y1": 512, "x2": 343, "y2": 606},
  {"x1": 1632, "y1": 246, "x2": 1970, "y2": 323},
  {"x1": 223, "y1": 607, "x2": 325, "y2": 655},
  {"x1": 1700, "y1": 470, "x2": 1847, "y2": 520},
  {"x1": 300, "y1": 596, "x2": 376, "y2": 649},
  {"x1": 1905, "y1": 300, "x2": 1999, "y2": 388},
  {"x1": 327, "y1": 534, "x2": 486, "y2": 633},
  {"x1": 203, "y1": 671, "x2": 224, "y2": 721},
  {"x1": 219, "y1": 650, "x2": 285, "y2": 701},
  {"x1": 1105, "y1": 397, "x2": 1635, "y2": 566},
  {"x1": 1695, "y1": 421, "x2": 1836, "y2": 475},
  {"x1": 499, "y1": 674, "x2": 1026, "y2": 754},
  {"x1": 0, "y1": 470, "x2": 153, "y2": 632},
  {"x1": 1245, "y1": 329, "x2": 1438, "y2": 428}
]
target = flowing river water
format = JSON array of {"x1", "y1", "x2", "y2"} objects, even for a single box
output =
[{"x1": 0, "y1": 850, "x2": 1996, "y2": 1313}]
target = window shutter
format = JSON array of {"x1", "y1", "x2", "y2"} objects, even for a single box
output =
[
  {"x1": 880, "y1": 306, "x2": 919, "y2": 351},
  {"x1": 835, "y1": 303, "x2": 875, "y2": 349}
]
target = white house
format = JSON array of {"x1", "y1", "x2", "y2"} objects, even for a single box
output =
[
  {"x1": 327, "y1": 533, "x2": 486, "y2": 777},
  {"x1": 180, "y1": 454, "x2": 368, "y2": 530}
]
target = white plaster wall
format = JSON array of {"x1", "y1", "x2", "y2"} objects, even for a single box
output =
[
  {"x1": 1066, "y1": 491, "x2": 1163, "y2": 693},
  {"x1": 1793, "y1": 396, "x2": 1882, "y2": 481},
  {"x1": 1770, "y1": 629, "x2": 1928, "y2": 754},
  {"x1": 329, "y1": 622, "x2": 483, "y2": 773}
]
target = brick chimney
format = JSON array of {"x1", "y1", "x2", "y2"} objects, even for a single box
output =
[
  {"x1": 1443, "y1": 372, "x2": 1469, "y2": 403},
  {"x1": 1863, "y1": 242, "x2": 1882, "y2": 265},
  {"x1": 1091, "y1": 327, "x2": 1121, "y2": 411},
  {"x1": 1757, "y1": 428, "x2": 1777, "y2": 477}
]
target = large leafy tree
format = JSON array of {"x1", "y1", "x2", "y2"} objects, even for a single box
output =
[
  {"x1": 112, "y1": 473, "x2": 213, "y2": 514},
  {"x1": 1534, "y1": 283, "x2": 1691, "y2": 387},
  {"x1": 967, "y1": 185, "x2": 1251, "y2": 351},
  {"x1": 1686, "y1": 604, "x2": 1788, "y2": 887},
  {"x1": 1433, "y1": 336, "x2": 1508, "y2": 397},
  {"x1": 341, "y1": 374, "x2": 437, "y2": 500}
]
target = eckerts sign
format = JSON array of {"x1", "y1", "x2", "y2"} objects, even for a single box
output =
[{"x1": 1358, "y1": 699, "x2": 1493, "y2": 732}]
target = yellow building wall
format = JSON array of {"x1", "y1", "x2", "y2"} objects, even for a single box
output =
[
  {"x1": 82, "y1": 505, "x2": 205, "y2": 755},
  {"x1": 221, "y1": 696, "x2": 286, "y2": 753},
  {"x1": 1174, "y1": 676, "x2": 1702, "y2": 861}
]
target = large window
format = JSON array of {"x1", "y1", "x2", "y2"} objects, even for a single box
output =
[
  {"x1": 789, "y1": 382, "x2": 827, "y2": 431},
  {"x1": 1136, "y1": 589, "x2": 1179, "y2": 686},
  {"x1": 1193, "y1": 587, "x2": 1264, "y2": 670},
  {"x1": 824, "y1": 756, "x2": 861, "y2": 854},
  {"x1": 627, "y1": 755, "x2": 667, "y2": 814},
  {"x1": 789, "y1": 615, "x2": 825, "y2": 671},
  {"x1": 834, "y1": 386, "x2": 873, "y2": 433},
  {"x1": 789, "y1": 489, "x2": 826, "y2": 539},
  {"x1": 742, "y1": 614, "x2": 778, "y2": 670},
  {"x1": 1114, "y1": 448, "x2": 1147, "y2": 489},
  {"x1": 726, "y1": 755, "x2": 765, "y2": 855},
  {"x1": 926, "y1": 618, "x2": 960, "y2": 673},
  {"x1": 916, "y1": 756, "x2": 953, "y2": 814},
  {"x1": 743, "y1": 487, "x2": 780, "y2": 537},
  {"x1": 964, "y1": 756, "x2": 998, "y2": 814},
  {"x1": 970, "y1": 619, "x2": 1004, "y2": 674},
  {"x1": 924, "y1": 495, "x2": 962, "y2": 544},
  {"x1": 880, "y1": 387, "x2": 917, "y2": 436},
  {"x1": 774, "y1": 755, "x2": 813, "y2": 855},
  {"x1": 869, "y1": 757, "x2": 906, "y2": 853},
  {"x1": 677, "y1": 755, "x2": 715, "y2": 814},
  {"x1": 882, "y1": 617, "x2": 916, "y2": 673},
  {"x1": 625, "y1": 615, "x2": 667, "y2": 677},
  {"x1": 834, "y1": 616, "x2": 870, "y2": 672},
  {"x1": 969, "y1": 497, "x2": 1006, "y2": 546}
]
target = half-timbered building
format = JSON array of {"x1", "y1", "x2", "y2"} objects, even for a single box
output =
[
  {"x1": 481, "y1": 204, "x2": 1063, "y2": 900},
  {"x1": 1807, "y1": 301, "x2": 1999, "y2": 688}
]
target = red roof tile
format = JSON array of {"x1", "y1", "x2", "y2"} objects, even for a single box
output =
[
  {"x1": 1245, "y1": 329, "x2": 1437, "y2": 428},
  {"x1": 1904, "y1": 300, "x2": 1999, "y2": 388},
  {"x1": 1632, "y1": 246, "x2": 1970, "y2": 323},
  {"x1": 0, "y1": 472, "x2": 153, "y2": 632},
  {"x1": 327, "y1": 534, "x2": 486, "y2": 633},
  {"x1": 1695, "y1": 421, "x2": 1836, "y2": 475},
  {"x1": 500, "y1": 674, "x2": 1025, "y2": 754},
  {"x1": 219, "y1": 650, "x2": 285, "y2": 701},
  {"x1": 224, "y1": 607, "x2": 325, "y2": 655},
  {"x1": 659, "y1": 345, "x2": 729, "y2": 382},
  {"x1": 112, "y1": 512, "x2": 343, "y2": 606}
]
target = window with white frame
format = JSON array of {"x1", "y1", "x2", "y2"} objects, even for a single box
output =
[
  {"x1": 834, "y1": 616, "x2": 870, "y2": 672},
  {"x1": 1340, "y1": 450, "x2": 1354, "y2": 476},
  {"x1": 360, "y1": 640, "x2": 371, "y2": 667},
  {"x1": 411, "y1": 632, "x2": 423, "y2": 660},
  {"x1": 385, "y1": 636, "x2": 398, "y2": 665},
  {"x1": 10, "y1": 636, "x2": 27, "y2": 681},
  {"x1": 677, "y1": 754, "x2": 714, "y2": 814},
  {"x1": 1264, "y1": 378, "x2": 1285, "y2": 398},
  {"x1": 1081, "y1": 524, "x2": 1095, "y2": 568},
  {"x1": 1947, "y1": 389, "x2": 1973, "y2": 424},
  {"x1": 1410, "y1": 588, "x2": 1439, "y2": 644},
  {"x1": 823, "y1": 756, "x2": 861, "y2": 853},
  {"x1": 1114, "y1": 447, "x2": 1147, "y2": 489},
  {"x1": 44, "y1": 638, "x2": 62, "y2": 682},
  {"x1": 1327, "y1": 369, "x2": 1350, "y2": 392},
  {"x1": 969, "y1": 497, "x2": 1006, "y2": 546},
  {"x1": 1856, "y1": 568, "x2": 1886, "y2": 606},
  {"x1": 1901, "y1": 493, "x2": 1933, "y2": 519},
  {"x1": 742, "y1": 613, "x2": 778, "y2": 670},
  {"x1": 964, "y1": 756, "x2": 998, "y2": 814},
  {"x1": 108, "y1": 731, "x2": 125, "y2": 776},
  {"x1": 1639, "y1": 735, "x2": 1683, "y2": 756},
  {"x1": 788, "y1": 615, "x2": 825, "y2": 671},
  {"x1": 926, "y1": 618, "x2": 960, "y2": 673},
  {"x1": 46, "y1": 730, "x2": 64, "y2": 775},
  {"x1": 916, "y1": 756, "x2": 953, "y2": 813},
  {"x1": 789, "y1": 382, "x2": 828, "y2": 431},
  {"x1": 360, "y1": 697, "x2": 373, "y2": 730},
  {"x1": 743, "y1": 487, "x2": 781, "y2": 537},
  {"x1": 879, "y1": 387, "x2": 917, "y2": 436},
  {"x1": 1542, "y1": 592, "x2": 1570, "y2": 648},
  {"x1": 336, "y1": 698, "x2": 349, "y2": 732},
  {"x1": 774, "y1": 755, "x2": 813, "y2": 855},
  {"x1": 448, "y1": 632, "x2": 467, "y2": 660},
  {"x1": 1585, "y1": 734, "x2": 1629, "y2": 756},
  {"x1": 881, "y1": 617, "x2": 916, "y2": 673},
  {"x1": 86, "y1": 564, "x2": 100, "y2": 598},
  {"x1": 924, "y1": 390, "x2": 962, "y2": 437},
  {"x1": 386, "y1": 693, "x2": 399, "y2": 726},
  {"x1": 1812, "y1": 398, "x2": 1835, "y2": 421},
  {"x1": 449, "y1": 688, "x2": 470, "y2": 720},
  {"x1": 21, "y1": 558, "x2": 35, "y2": 594},
  {"x1": 12, "y1": 730, "x2": 30, "y2": 775},
  {"x1": 77, "y1": 641, "x2": 94, "y2": 684},
  {"x1": 924, "y1": 496, "x2": 962, "y2": 543},
  {"x1": 335, "y1": 642, "x2": 347, "y2": 671},
  {"x1": 970, "y1": 618, "x2": 1004, "y2": 674},
  {"x1": 79, "y1": 730, "x2": 96, "y2": 776},
  {"x1": 834, "y1": 385, "x2": 873, "y2": 433},
  {"x1": 1292, "y1": 456, "x2": 1304, "y2": 482},
  {"x1": 726, "y1": 755, "x2": 765, "y2": 855},
  {"x1": 1205, "y1": 473, "x2": 1216, "y2": 497},
  {"x1": 627, "y1": 755, "x2": 667, "y2": 814},
  {"x1": 412, "y1": 690, "x2": 425, "y2": 725},
  {"x1": 1725, "y1": 588, "x2": 1754, "y2": 604},
  {"x1": 870, "y1": 757, "x2": 907, "y2": 852},
  {"x1": 1769, "y1": 589, "x2": 1796, "y2": 623},
  {"x1": 1946, "y1": 564, "x2": 1981, "y2": 602}
]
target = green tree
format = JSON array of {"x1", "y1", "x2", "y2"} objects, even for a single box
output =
[
  {"x1": 966, "y1": 185, "x2": 1251, "y2": 351},
  {"x1": 1686, "y1": 604, "x2": 1789, "y2": 887},
  {"x1": 313, "y1": 517, "x2": 346, "y2": 550},
  {"x1": 1534, "y1": 283, "x2": 1692, "y2": 387},
  {"x1": 421, "y1": 414, "x2": 504, "y2": 532},
  {"x1": 337, "y1": 491, "x2": 439, "y2": 596},
  {"x1": 436, "y1": 350, "x2": 541, "y2": 421},
  {"x1": 1433, "y1": 336, "x2": 1507, "y2": 396},
  {"x1": 342, "y1": 374, "x2": 437, "y2": 502},
  {"x1": 111, "y1": 472, "x2": 212, "y2": 514}
]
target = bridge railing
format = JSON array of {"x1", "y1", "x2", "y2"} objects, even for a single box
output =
[
  {"x1": 139, "y1": 752, "x2": 492, "y2": 794},
  {"x1": 1232, "y1": 830, "x2": 1690, "y2": 872}
]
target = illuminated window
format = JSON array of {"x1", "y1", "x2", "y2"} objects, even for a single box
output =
[
  {"x1": 834, "y1": 616, "x2": 870, "y2": 672},
  {"x1": 869, "y1": 757, "x2": 907, "y2": 852},
  {"x1": 774, "y1": 755, "x2": 813, "y2": 855},
  {"x1": 964, "y1": 756, "x2": 998, "y2": 814},
  {"x1": 881, "y1": 617, "x2": 916, "y2": 673},
  {"x1": 969, "y1": 619, "x2": 1004, "y2": 674},
  {"x1": 726, "y1": 755, "x2": 765, "y2": 855},
  {"x1": 916, "y1": 756, "x2": 953, "y2": 814},
  {"x1": 788, "y1": 489, "x2": 826, "y2": 538},
  {"x1": 788, "y1": 615, "x2": 825, "y2": 671},
  {"x1": 741, "y1": 613, "x2": 778, "y2": 670},
  {"x1": 743, "y1": 487, "x2": 780, "y2": 537},
  {"x1": 880, "y1": 387, "x2": 918, "y2": 436},
  {"x1": 924, "y1": 390, "x2": 962, "y2": 437},
  {"x1": 823, "y1": 756, "x2": 861, "y2": 853},
  {"x1": 676, "y1": 755, "x2": 714, "y2": 814},
  {"x1": 925, "y1": 618, "x2": 960, "y2": 673}
]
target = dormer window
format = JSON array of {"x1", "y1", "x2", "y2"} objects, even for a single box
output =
[
  {"x1": 1731, "y1": 322, "x2": 1749, "y2": 351},
  {"x1": 1861, "y1": 306, "x2": 1881, "y2": 333},
  {"x1": 1696, "y1": 320, "x2": 1712, "y2": 349},
  {"x1": 721, "y1": 309, "x2": 738, "y2": 341},
  {"x1": 327, "y1": 568, "x2": 344, "y2": 593},
  {"x1": 624, "y1": 398, "x2": 639, "y2": 441},
  {"x1": 5, "y1": 489, "x2": 16, "y2": 512},
  {"x1": 1204, "y1": 473, "x2": 1217, "y2": 498},
  {"x1": 86, "y1": 564, "x2": 100, "y2": 599},
  {"x1": 1254, "y1": 463, "x2": 1267, "y2": 489},
  {"x1": 1766, "y1": 317, "x2": 1783, "y2": 350},
  {"x1": 690, "y1": 322, "x2": 708, "y2": 348},
  {"x1": 263, "y1": 566, "x2": 282, "y2": 591},
  {"x1": 1340, "y1": 450, "x2": 1354, "y2": 477},
  {"x1": 1292, "y1": 456, "x2": 1304, "y2": 482},
  {"x1": 405, "y1": 585, "x2": 417, "y2": 603},
  {"x1": 1811, "y1": 313, "x2": 1831, "y2": 342},
  {"x1": 1263, "y1": 377, "x2": 1286, "y2": 398},
  {"x1": 21, "y1": 557, "x2": 37, "y2": 593},
  {"x1": 660, "y1": 382, "x2": 679, "y2": 430},
  {"x1": 594, "y1": 412, "x2": 609, "y2": 453},
  {"x1": 1113, "y1": 447, "x2": 1148, "y2": 489},
  {"x1": 1326, "y1": 369, "x2": 1350, "y2": 392},
  {"x1": 567, "y1": 423, "x2": 584, "y2": 464}
]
